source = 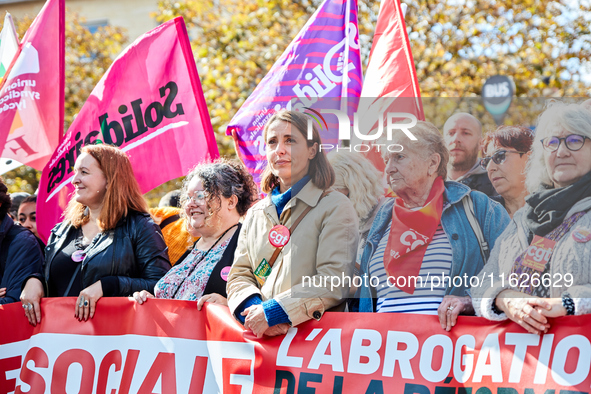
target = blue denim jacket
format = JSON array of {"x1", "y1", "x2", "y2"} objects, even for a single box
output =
[{"x1": 355, "y1": 181, "x2": 510, "y2": 312}]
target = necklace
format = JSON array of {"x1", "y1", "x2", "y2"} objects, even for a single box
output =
[
  {"x1": 170, "y1": 223, "x2": 238, "y2": 299},
  {"x1": 72, "y1": 228, "x2": 92, "y2": 263}
]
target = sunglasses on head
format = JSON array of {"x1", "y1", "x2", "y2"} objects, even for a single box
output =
[
  {"x1": 480, "y1": 149, "x2": 527, "y2": 170},
  {"x1": 540, "y1": 134, "x2": 590, "y2": 152}
]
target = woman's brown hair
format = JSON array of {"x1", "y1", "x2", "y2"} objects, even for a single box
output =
[
  {"x1": 481, "y1": 125, "x2": 534, "y2": 156},
  {"x1": 63, "y1": 145, "x2": 148, "y2": 230},
  {"x1": 260, "y1": 110, "x2": 335, "y2": 193}
]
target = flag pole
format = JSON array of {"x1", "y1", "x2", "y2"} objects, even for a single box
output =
[{"x1": 340, "y1": 0, "x2": 351, "y2": 147}]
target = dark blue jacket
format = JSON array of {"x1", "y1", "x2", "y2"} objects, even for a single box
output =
[{"x1": 0, "y1": 214, "x2": 44, "y2": 304}]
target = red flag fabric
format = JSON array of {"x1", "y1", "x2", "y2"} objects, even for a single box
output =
[
  {"x1": 36, "y1": 17, "x2": 218, "y2": 242},
  {"x1": 0, "y1": 0, "x2": 65, "y2": 171},
  {"x1": 357, "y1": 0, "x2": 424, "y2": 171}
]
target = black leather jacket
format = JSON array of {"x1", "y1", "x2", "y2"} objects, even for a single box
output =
[{"x1": 44, "y1": 210, "x2": 171, "y2": 296}]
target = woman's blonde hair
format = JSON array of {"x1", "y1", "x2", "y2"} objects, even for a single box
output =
[
  {"x1": 328, "y1": 151, "x2": 383, "y2": 222},
  {"x1": 260, "y1": 110, "x2": 335, "y2": 193},
  {"x1": 63, "y1": 145, "x2": 148, "y2": 230}
]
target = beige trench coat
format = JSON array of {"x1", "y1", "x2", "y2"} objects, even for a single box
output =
[{"x1": 227, "y1": 181, "x2": 359, "y2": 326}]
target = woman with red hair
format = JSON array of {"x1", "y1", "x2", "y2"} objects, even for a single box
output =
[{"x1": 20, "y1": 145, "x2": 171, "y2": 326}]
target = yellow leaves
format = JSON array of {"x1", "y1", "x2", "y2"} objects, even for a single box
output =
[{"x1": 150, "y1": 0, "x2": 310, "y2": 157}]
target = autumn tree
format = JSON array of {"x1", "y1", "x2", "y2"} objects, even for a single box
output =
[
  {"x1": 5, "y1": 0, "x2": 591, "y2": 198},
  {"x1": 155, "y1": 0, "x2": 591, "y2": 135},
  {"x1": 406, "y1": 0, "x2": 591, "y2": 97},
  {"x1": 404, "y1": 0, "x2": 591, "y2": 129}
]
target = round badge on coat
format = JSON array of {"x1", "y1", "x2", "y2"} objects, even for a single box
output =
[
  {"x1": 220, "y1": 266, "x2": 231, "y2": 281},
  {"x1": 269, "y1": 225, "x2": 290, "y2": 248},
  {"x1": 572, "y1": 227, "x2": 591, "y2": 243},
  {"x1": 71, "y1": 250, "x2": 85, "y2": 262}
]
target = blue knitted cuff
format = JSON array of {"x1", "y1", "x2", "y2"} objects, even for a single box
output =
[
  {"x1": 235, "y1": 294, "x2": 263, "y2": 324},
  {"x1": 262, "y1": 299, "x2": 291, "y2": 326}
]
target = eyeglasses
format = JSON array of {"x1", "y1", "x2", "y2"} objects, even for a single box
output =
[
  {"x1": 540, "y1": 134, "x2": 590, "y2": 152},
  {"x1": 187, "y1": 191, "x2": 207, "y2": 204},
  {"x1": 480, "y1": 149, "x2": 527, "y2": 169}
]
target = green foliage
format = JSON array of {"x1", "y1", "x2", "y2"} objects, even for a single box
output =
[
  {"x1": 145, "y1": 177, "x2": 185, "y2": 208},
  {"x1": 2, "y1": 166, "x2": 40, "y2": 194},
  {"x1": 153, "y1": 0, "x2": 314, "y2": 157}
]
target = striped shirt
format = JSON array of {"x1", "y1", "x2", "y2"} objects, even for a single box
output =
[{"x1": 368, "y1": 222, "x2": 452, "y2": 314}]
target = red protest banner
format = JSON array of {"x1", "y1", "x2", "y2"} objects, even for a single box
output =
[{"x1": 1, "y1": 298, "x2": 590, "y2": 393}]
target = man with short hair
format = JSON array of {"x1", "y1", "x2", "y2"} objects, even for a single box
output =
[{"x1": 443, "y1": 113, "x2": 497, "y2": 197}]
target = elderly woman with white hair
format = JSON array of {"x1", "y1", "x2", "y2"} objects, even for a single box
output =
[
  {"x1": 472, "y1": 102, "x2": 591, "y2": 334},
  {"x1": 355, "y1": 121, "x2": 509, "y2": 332},
  {"x1": 328, "y1": 151, "x2": 386, "y2": 268}
]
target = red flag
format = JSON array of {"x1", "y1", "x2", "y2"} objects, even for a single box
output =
[
  {"x1": 37, "y1": 17, "x2": 218, "y2": 241},
  {"x1": 357, "y1": 0, "x2": 424, "y2": 171},
  {"x1": 0, "y1": 0, "x2": 65, "y2": 171}
]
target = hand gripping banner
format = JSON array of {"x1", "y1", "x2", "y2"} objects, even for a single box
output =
[
  {"x1": 36, "y1": 16, "x2": 218, "y2": 242},
  {"x1": 2, "y1": 298, "x2": 591, "y2": 393}
]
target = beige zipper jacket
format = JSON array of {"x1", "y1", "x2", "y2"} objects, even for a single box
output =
[{"x1": 227, "y1": 181, "x2": 359, "y2": 326}]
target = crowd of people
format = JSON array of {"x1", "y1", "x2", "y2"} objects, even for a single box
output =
[{"x1": 2, "y1": 100, "x2": 591, "y2": 337}]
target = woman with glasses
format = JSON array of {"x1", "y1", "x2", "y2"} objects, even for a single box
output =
[
  {"x1": 353, "y1": 122, "x2": 509, "y2": 333},
  {"x1": 133, "y1": 159, "x2": 258, "y2": 309},
  {"x1": 481, "y1": 126, "x2": 534, "y2": 217},
  {"x1": 472, "y1": 102, "x2": 591, "y2": 334}
]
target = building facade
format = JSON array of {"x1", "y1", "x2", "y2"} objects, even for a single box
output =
[{"x1": 0, "y1": 0, "x2": 160, "y2": 42}]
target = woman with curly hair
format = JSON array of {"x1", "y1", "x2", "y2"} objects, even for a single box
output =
[{"x1": 134, "y1": 159, "x2": 258, "y2": 309}]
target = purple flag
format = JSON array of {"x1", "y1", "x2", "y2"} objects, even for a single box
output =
[{"x1": 226, "y1": 0, "x2": 362, "y2": 182}]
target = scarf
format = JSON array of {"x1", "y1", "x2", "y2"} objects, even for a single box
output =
[
  {"x1": 270, "y1": 175, "x2": 311, "y2": 216},
  {"x1": 383, "y1": 177, "x2": 445, "y2": 294},
  {"x1": 525, "y1": 170, "x2": 591, "y2": 237}
]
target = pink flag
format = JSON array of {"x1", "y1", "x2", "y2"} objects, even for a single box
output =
[
  {"x1": 0, "y1": 0, "x2": 65, "y2": 171},
  {"x1": 226, "y1": 0, "x2": 363, "y2": 183},
  {"x1": 357, "y1": 0, "x2": 423, "y2": 171},
  {"x1": 37, "y1": 17, "x2": 218, "y2": 241}
]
